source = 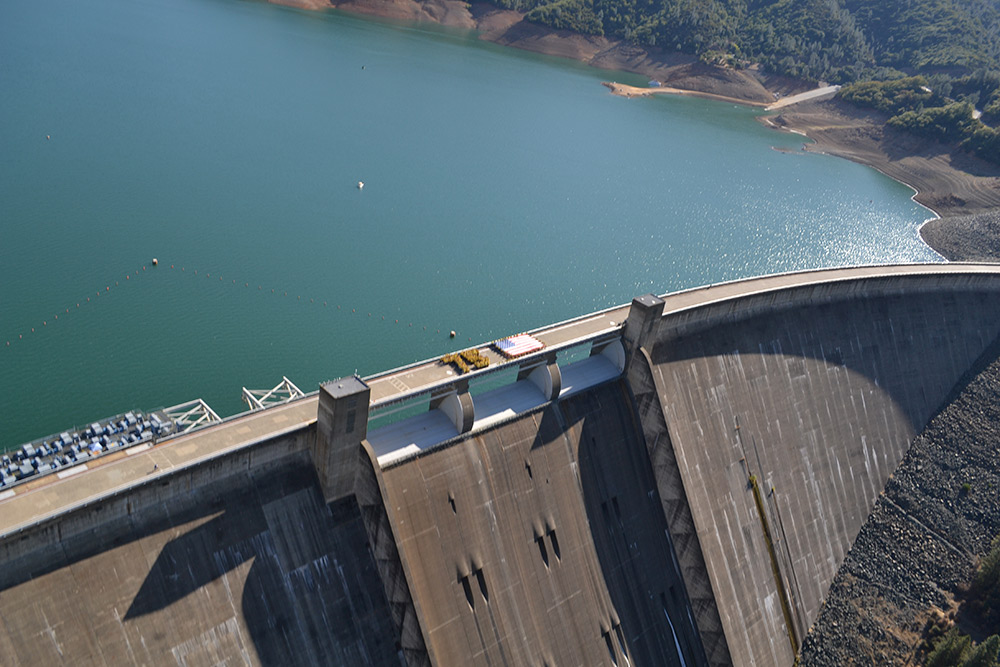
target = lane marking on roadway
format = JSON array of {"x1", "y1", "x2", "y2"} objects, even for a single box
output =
[
  {"x1": 126, "y1": 444, "x2": 151, "y2": 456},
  {"x1": 57, "y1": 464, "x2": 89, "y2": 479}
]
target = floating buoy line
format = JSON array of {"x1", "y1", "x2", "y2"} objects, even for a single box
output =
[{"x1": 4, "y1": 258, "x2": 463, "y2": 351}]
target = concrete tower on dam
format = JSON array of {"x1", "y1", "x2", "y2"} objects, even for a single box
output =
[{"x1": 2, "y1": 264, "x2": 1000, "y2": 666}]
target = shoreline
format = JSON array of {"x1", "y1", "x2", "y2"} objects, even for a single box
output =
[
  {"x1": 760, "y1": 100, "x2": 1000, "y2": 261},
  {"x1": 600, "y1": 81, "x2": 770, "y2": 107},
  {"x1": 276, "y1": 0, "x2": 1000, "y2": 261}
]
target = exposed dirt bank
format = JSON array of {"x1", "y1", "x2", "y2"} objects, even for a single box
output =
[
  {"x1": 273, "y1": 0, "x2": 798, "y2": 103},
  {"x1": 602, "y1": 80, "x2": 771, "y2": 106}
]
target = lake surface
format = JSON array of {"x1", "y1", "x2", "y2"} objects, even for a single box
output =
[{"x1": 0, "y1": 0, "x2": 939, "y2": 446}]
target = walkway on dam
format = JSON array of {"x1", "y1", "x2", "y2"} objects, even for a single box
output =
[{"x1": 2, "y1": 263, "x2": 996, "y2": 539}]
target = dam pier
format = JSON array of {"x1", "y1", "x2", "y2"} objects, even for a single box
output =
[{"x1": 3, "y1": 264, "x2": 1000, "y2": 666}]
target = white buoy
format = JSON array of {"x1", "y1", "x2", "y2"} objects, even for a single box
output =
[{"x1": 357, "y1": 181, "x2": 364, "y2": 190}]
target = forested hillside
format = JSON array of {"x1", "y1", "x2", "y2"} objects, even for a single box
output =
[
  {"x1": 487, "y1": 0, "x2": 1000, "y2": 94},
  {"x1": 485, "y1": 0, "x2": 1000, "y2": 161}
]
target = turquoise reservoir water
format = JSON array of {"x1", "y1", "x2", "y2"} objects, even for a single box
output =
[{"x1": 0, "y1": 0, "x2": 938, "y2": 446}]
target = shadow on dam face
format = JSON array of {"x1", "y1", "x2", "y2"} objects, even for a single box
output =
[
  {"x1": 567, "y1": 382, "x2": 708, "y2": 667},
  {"x1": 651, "y1": 291, "x2": 1000, "y2": 432},
  {"x1": 0, "y1": 461, "x2": 403, "y2": 666}
]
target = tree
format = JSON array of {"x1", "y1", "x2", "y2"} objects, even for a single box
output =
[
  {"x1": 926, "y1": 628, "x2": 972, "y2": 667},
  {"x1": 961, "y1": 635, "x2": 999, "y2": 667}
]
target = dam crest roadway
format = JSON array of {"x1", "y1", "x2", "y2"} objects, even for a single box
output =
[{"x1": 3, "y1": 262, "x2": 1000, "y2": 666}]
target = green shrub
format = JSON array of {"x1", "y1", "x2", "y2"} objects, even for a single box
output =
[
  {"x1": 838, "y1": 76, "x2": 942, "y2": 114},
  {"x1": 962, "y1": 635, "x2": 999, "y2": 667},
  {"x1": 926, "y1": 628, "x2": 972, "y2": 667}
]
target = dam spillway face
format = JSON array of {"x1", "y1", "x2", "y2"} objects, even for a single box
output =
[
  {"x1": 622, "y1": 270, "x2": 1000, "y2": 666},
  {"x1": 375, "y1": 380, "x2": 703, "y2": 666},
  {"x1": 0, "y1": 453, "x2": 402, "y2": 665},
  {"x1": 3, "y1": 266, "x2": 1000, "y2": 667}
]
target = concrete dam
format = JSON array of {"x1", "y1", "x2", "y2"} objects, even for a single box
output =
[{"x1": 3, "y1": 264, "x2": 1000, "y2": 666}]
